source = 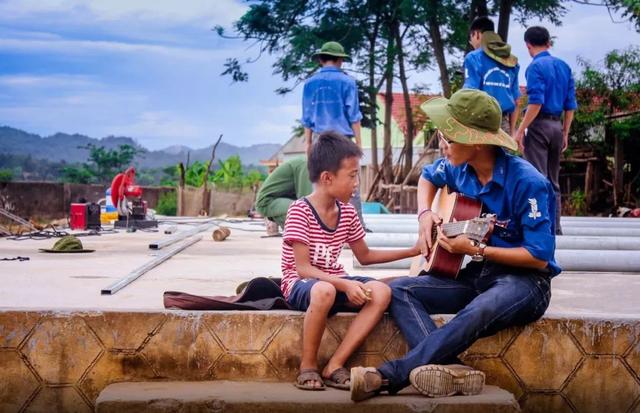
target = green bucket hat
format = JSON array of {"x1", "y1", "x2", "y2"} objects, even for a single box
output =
[
  {"x1": 312, "y1": 41, "x2": 350, "y2": 60},
  {"x1": 421, "y1": 89, "x2": 518, "y2": 151},
  {"x1": 481, "y1": 32, "x2": 518, "y2": 68},
  {"x1": 39, "y1": 235, "x2": 95, "y2": 253}
]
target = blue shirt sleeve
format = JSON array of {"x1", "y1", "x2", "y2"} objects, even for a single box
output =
[
  {"x1": 525, "y1": 63, "x2": 546, "y2": 106},
  {"x1": 421, "y1": 158, "x2": 452, "y2": 188},
  {"x1": 564, "y1": 69, "x2": 578, "y2": 111},
  {"x1": 511, "y1": 64, "x2": 521, "y2": 100},
  {"x1": 514, "y1": 178, "x2": 555, "y2": 263},
  {"x1": 344, "y1": 78, "x2": 363, "y2": 124},
  {"x1": 463, "y1": 54, "x2": 481, "y2": 89},
  {"x1": 301, "y1": 82, "x2": 313, "y2": 128}
]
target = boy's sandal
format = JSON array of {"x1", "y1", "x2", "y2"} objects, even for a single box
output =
[
  {"x1": 294, "y1": 368, "x2": 326, "y2": 391},
  {"x1": 324, "y1": 367, "x2": 351, "y2": 390}
]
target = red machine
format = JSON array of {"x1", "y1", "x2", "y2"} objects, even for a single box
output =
[
  {"x1": 110, "y1": 167, "x2": 157, "y2": 229},
  {"x1": 69, "y1": 203, "x2": 101, "y2": 230}
]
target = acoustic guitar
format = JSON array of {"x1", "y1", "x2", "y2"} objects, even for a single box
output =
[{"x1": 421, "y1": 186, "x2": 496, "y2": 279}]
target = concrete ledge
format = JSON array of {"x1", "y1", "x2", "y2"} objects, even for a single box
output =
[
  {"x1": 95, "y1": 381, "x2": 520, "y2": 413},
  {"x1": 1, "y1": 310, "x2": 639, "y2": 413}
]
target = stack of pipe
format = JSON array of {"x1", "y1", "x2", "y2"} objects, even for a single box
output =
[{"x1": 356, "y1": 215, "x2": 640, "y2": 272}]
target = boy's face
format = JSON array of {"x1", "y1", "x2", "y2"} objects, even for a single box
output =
[
  {"x1": 322, "y1": 156, "x2": 360, "y2": 203},
  {"x1": 439, "y1": 133, "x2": 476, "y2": 166},
  {"x1": 469, "y1": 30, "x2": 482, "y2": 49}
]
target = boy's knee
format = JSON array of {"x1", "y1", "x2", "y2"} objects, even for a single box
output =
[
  {"x1": 310, "y1": 281, "x2": 336, "y2": 306},
  {"x1": 367, "y1": 281, "x2": 392, "y2": 307}
]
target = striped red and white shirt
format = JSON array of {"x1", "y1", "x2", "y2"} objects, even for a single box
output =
[{"x1": 281, "y1": 198, "x2": 365, "y2": 299}]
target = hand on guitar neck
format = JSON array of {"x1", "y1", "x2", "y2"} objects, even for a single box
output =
[
  {"x1": 417, "y1": 210, "x2": 443, "y2": 257},
  {"x1": 418, "y1": 186, "x2": 497, "y2": 279}
]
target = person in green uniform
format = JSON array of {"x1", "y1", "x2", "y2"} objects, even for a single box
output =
[{"x1": 255, "y1": 157, "x2": 313, "y2": 234}]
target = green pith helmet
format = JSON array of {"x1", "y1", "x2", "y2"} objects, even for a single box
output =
[
  {"x1": 481, "y1": 31, "x2": 518, "y2": 68},
  {"x1": 39, "y1": 235, "x2": 95, "y2": 253},
  {"x1": 312, "y1": 41, "x2": 350, "y2": 59},
  {"x1": 420, "y1": 89, "x2": 518, "y2": 151}
]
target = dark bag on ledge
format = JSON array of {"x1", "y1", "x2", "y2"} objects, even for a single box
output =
[{"x1": 163, "y1": 277, "x2": 290, "y2": 311}]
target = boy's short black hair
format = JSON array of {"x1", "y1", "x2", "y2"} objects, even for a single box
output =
[
  {"x1": 469, "y1": 16, "x2": 494, "y2": 34},
  {"x1": 524, "y1": 26, "x2": 551, "y2": 46},
  {"x1": 318, "y1": 54, "x2": 339, "y2": 64},
  {"x1": 308, "y1": 131, "x2": 362, "y2": 183}
]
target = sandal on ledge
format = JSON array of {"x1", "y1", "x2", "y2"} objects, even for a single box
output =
[
  {"x1": 294, "y1": 368, "x2": 326, "y2": 391},
  {"x1": 324, "y1": 367, "x2": 351, "y2": 390}
]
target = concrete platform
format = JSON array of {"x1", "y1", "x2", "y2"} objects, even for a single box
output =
[
  {"x1": 1, "y1": 219, "x2": 640, "y2": 413},
  {"x1": 0, "y1": 219, "x2": 639, "y2": 317},
  {"x1": 95, "y1": 381, "x2": 520, "y2": 413}
]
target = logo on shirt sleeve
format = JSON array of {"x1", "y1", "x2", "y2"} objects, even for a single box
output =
[{"x1": 528, "y1": 198, "x2": 542, "y2": 219}]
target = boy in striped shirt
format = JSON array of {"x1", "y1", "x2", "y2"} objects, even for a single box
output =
[{"x1": 282, "y1": 131, "x2": 420, "y2": 391}]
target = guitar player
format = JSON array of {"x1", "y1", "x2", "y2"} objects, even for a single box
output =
[{"x1": 350, "y1": 89, "x2": 559, "y2": 401}]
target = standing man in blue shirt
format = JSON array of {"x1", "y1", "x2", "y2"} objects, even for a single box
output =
[
  {"x1": 464, "y1": 16, "x2": 520, "y2": 135},
  {"x1": 350, "y1": 89, "x2": 557, "y2": 401},
  {"x1": 302, "y1": 41, "x2": 365, "y2": 225},
  {"x1": 515, "y1": 26, "x2": 577, "y2": 234}
]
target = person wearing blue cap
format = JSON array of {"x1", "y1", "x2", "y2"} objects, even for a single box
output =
[
  {"x1": 463, "y1": 16, "x2": 521, "y2": 135},
  {"x1": 302, "y1": 41, "x2": 365, "y2": 227}
]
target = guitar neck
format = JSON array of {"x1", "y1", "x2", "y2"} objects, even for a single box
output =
[{"x1": 441, "y1": 221, "x2": 471, "y2": 237}]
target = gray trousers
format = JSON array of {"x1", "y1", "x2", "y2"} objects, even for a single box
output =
[{"x1": 523, "y1": 117, "x2": 563, "y2": 235}]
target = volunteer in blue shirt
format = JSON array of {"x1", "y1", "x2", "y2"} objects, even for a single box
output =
[
  {"x1": 301, "y1": 41, "x2": 365, "y2": 226},
  {"x1": 464, "y1": 16, "x2": 520, "y2": 135},
  {"x1": 350, "y1": 89, "x2": 557, "y2": 402},
  {"x1": 515, "y1": 26, "x2": 577, "y2": 235},
  {"x1": 302, "y1": 41, "x2": 362, "y2": 154}
]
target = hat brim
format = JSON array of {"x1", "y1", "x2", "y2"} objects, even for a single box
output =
[
  {"x1": 483, "y1": 49, "x2": 518, "y2": 68},
  {"x1": 421, "y1": 97, "x2": 518, "y2": 151},
  {"x1": 39, "y1": 249, "x2": 95, "y2": 253},
  {"x1": 312, "y1": 51, "x2": 350, "y2": 60}
]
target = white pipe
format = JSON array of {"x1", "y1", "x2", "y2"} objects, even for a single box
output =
[
  {"x1": 353, "y1": 249, "x2": 640, "y2": 272},
  {"x1": 364, "y1": 222, "x2": 640, "y2": 237},
  {"x1": 363, "y1": 233, "x2": 640, "y2": 250}
]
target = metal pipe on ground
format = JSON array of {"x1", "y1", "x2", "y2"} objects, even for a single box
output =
[
  {"x1": 102, "y1": 235, "x2": 203, "y2": 295},
  {"x1": 364, "y1": 222, "x2": 640, "y2": 237},
  {"x1": 353, "y1": 249, "x2": 640, "y2": 272},
  {"x1": 363, "y1": 233, "x2": 640, "y2": 250},
  {"x1": 149, "y1": 222, "x2": 216, "y2": 249},
  {"x1": 364, "y1": 217, "x2": 640, "y2": 228}
]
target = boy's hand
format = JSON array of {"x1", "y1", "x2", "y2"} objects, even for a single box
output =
[
  {"x1": 338, "y1": 279, "x2": 368, "y2": 306},
  {"x1": 418, "y1": 211, "x2": 442, "y2": 257},
  {"x1": 436, "y1": 229, "x2": 475, "y2": 255}
]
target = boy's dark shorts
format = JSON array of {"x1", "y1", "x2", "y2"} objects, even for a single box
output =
[{"x1": 287, "y1": 275, "x2": 376, "y2": 315}]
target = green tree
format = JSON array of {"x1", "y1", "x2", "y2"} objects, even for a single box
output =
[
  {"x1": 83, "y1": 144, "x2": 142, "y2": 183},
  {"x1": 574, "y1": 46, "x2": 640, "y2": 206},
  {"x1": 0, "y1": 168, "x2": 13, "y2": 183},
  {"x1": 60, "y1": 166, "x2": 94, "y2": 184}
]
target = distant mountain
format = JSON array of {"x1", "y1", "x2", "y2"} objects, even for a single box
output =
[{"x1": 0, "y1": 126, "x2": 281, "y2": 168}]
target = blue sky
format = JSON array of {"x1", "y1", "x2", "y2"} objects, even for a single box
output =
[{"x1": 0, "y1": 1, "x2": 639, "y2": 150}]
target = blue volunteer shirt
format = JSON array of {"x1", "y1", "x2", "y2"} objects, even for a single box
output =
[
  {"x1": 301, "y1": 67, "x2": 362, "y2": 136},
  {"x1": 525, "y1": 51, "x2": 577, "y2": 116},
  {"x1": 464, "y1": 49, "x2": 521, "y2": 114},
  {"x1": 422, "y1": 148, "x2": 561, "y2": 276}
]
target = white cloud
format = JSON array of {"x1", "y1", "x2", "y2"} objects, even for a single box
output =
[
  {"x1": 0, "y1": 0, "x2": 247, "y2": 28},
  {"x1": 109, "y1": 111, "x2": 207, "y2": 146},
  {"x1": 0, "y1": 74, "x2": 98, "y2": 88},
  {"x1": 0, "y1": 37, "x2": 227, "y2": 61},
  {"x1": 248, "y1": 104, "x2": 300, "y2": 141}
]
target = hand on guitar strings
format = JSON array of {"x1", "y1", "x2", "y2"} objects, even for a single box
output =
[
  {"x1": 418, "y1": 211, "x2": 442, "y2": 258},
  {"x1": 436, "y1": 228, "x2": 476, "y2": 256}
]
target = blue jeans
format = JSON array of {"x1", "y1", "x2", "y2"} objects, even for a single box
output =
[
  {"x1": 287, "y1": 275, "x2": 375, "y2": 315},
  {"x1": 378, "y1": 262, "x2": 551, "y2": 391}
]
